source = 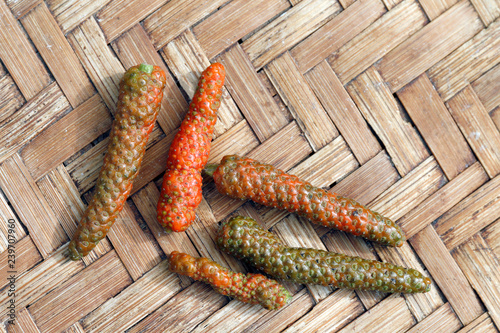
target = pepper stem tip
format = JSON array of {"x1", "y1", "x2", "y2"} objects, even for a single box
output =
[
  {"x1": 203, "y1": 164, "x2": 219, "y2": 177},
  {"x1": 139, "y1": 63, "x2": 154, "y2": 74}
]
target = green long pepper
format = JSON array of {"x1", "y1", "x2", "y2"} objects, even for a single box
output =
[{"x1": 217, "y1": 216, "x2": 431, "y2": 294}]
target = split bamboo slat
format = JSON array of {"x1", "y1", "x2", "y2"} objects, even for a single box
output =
[{"x1": 0, "y1": 0, "x2": 499, "y2": 332}]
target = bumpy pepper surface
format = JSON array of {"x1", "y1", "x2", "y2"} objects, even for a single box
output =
[
  {"x1": 68, "y1": 64, "x2": 166, "y2": 260},
  {"x1": 217, "y1": 216, "x2": 431, "y2": 293},
  {"x1": 205, "y1": 155, "x2": 405, "y2": 247},
  {"x1": 169, "y1": 251, "x2": 291, "y2": 310},
  {"x1": 157, "y1": 63, "x2": 225, "y2": 232}
]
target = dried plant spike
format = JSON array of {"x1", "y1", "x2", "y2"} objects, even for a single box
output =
[
  {"x1": 157, "y1": 63, "x2": 225, "y2": 232},
  {"x1": 68, "y1": 64, "x2": 167, "y2": 260},
  {"x1": 205, "y1": 155, "x2": 405, "y2": 247},
  {"x1": 169, "y1": 251, "x2": 292, "y2": 310},
  {"x1": 217, "y1": 216, "x2": 431, "y2": 293}
]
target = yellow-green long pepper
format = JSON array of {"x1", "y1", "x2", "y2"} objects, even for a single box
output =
[{"x1": 217, "y1": 216, "x2": 431, "y2": 293}]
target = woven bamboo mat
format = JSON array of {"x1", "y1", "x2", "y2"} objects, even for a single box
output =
[{"x1": 0, "y1": 0, "x2": 499, "y2": 332}]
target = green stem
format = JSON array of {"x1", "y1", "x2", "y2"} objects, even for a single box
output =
[
  {"x1": 203, "y1": 164, "x2": 219, "y2": 177},
  {"x1": 139, "y1": 63, "x2": 154, "y2": 74}
]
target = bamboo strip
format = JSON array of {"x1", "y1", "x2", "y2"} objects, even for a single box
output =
[
  {"x1": 244, "y1": 121, "x2": 312, "y2": 171},
  {"x1": 329, "y1": 0, "x2": 427, "y2": 85},
  {"x1": 428, "y1": 20, "x2": 500, "y2": 102},
  {"x1": 67, "y1": 17, "x2": 125, "y2": 113},
  {"x1": 482, "y1": 219, "x2": 500, "y2": 258},
  {"x1": 29, "y1": 251, "x2": 131, "y2": 333},
  {"x1": 249, "y1": 192, "x2": 292, "y2": 234},
  {"x1": 62, "y1": 323, "x2": 86, "y2": 333},
  {"x1": 289, "y1": 136, "x2": 358, "y2": 188},
  {"x1": 397, "y1": 74, "x2": 475, "y2": 179},
  {"x1": 274, "y1": 96, "x2": 292, "y2": 120},
  {"x1": 106, "y1": 203, "x2": 162, "y2": 281},
  {"x1": 339, "y1": 0, "x2": 356, "y2": 7},
  {"x1": 435, "y1": 174, "x2": 500, "y2": 250},
  {"x1": 5, "y1": 0, "x2": 41, "y2": 18},
  {"x1": 203, "y1": 180, "x2": 244, "y2": 225},
  {"x1": 0, "y1": 236, "x2": 41, "y2": 290},
  {"x1": 187, "y1": 198, "x2": 246, "y2": 273},
  {"x1": 283, "y1": 289, "x2": 363, "y2": 333},
  {"x1": 406, "y1": 303, "x2": 462, "y2": 333},
  {"x1": 339, "y1": 294, "x2": 415, "y2": 333},
  {"x1": 194, "y1": 0, "x2": 290, "y2": 60},
  {"x1": 111, "y1": 24, "x2": 187, "y2": 134},
  {"x1": 454, "y1": 234, "x2": 500, "y2": 328},
  {"x1": 97, "y1": 0, "x2": 168, "y2": 43},
  {"x1": 457, "y1": 313, "x2": 498, "y2": 333},
  {"x1": 143, "y1": 0, "x2": 227, "y2": 50},
  {"x1": 330, "y1": 151, "x2": 400, "y2": 207},
  {"x1": 472, "y1": 63, "x2": 500, "y2": 113},
  {"x1": 5, "y1": 308, "x2": 40, "y2": 333},
  {"x1": 241, "y1": 289, "x2": 313, "y2": 333},
  {"x1": 191, "y1": 298, "x2": 268, "y2": 332},
  {"x1": 347, "y1": 67, "x2": 429, "y2": 176},
  {"x1": 399, "y1": 162, "x2": 488, "y2": 238},
  {"x1": 383, "y1": 0, "x2": 404, "y2": 9},
  {"x1": 161, "y1": 30, "x2": 242, "y2": 137},
  {"x1": 0, "y1": 83, "x2": 71, "y2": 164},
  {"x1": 258, "y1": 71, "x2": 279, "y2": 98},
  {"x1": 265, "y1": 52, "x2": 338, "y2": 151},
  {"x1": 249, "y1": 200, "x2": 289, "y2": 231},
  {"x1": 21, "y1": 3, "x2": 94, "y2": 107},
  {"x1": 191, "y1": 291, "x2": 304, "y2": 333},
  {"x1": 208, "y1": 120, "x2": 260, "y2": 165},
  {"x1": 0, "y1": 0, "x2": 50, "y2": 99},
  {"x1": 419, "y1": 0, "x2": 459, "y2": 20},
  {"x1": 0, "y1": 74, "x2": 25, "y2": 123},
  {"x1": 447, "y1": 86, "x2": 500, "y2": 178},
  {"x1": 218, "y1": 44, "x2": 290, "y2": 142},
  {"x1": 377, "y1": 0, "x2": 483, "y2": 92},
  {"x1": 0, "y1": 188, "x2": 27, "y2": 252},
  {"x1": 305, "y1": 61, "x2": 381, "y2": 164},
  {"x1": 46, "y1": 0, "x2": 112, "y2": 34},
  {"x1": 291, "y1": 0, "x2": 386, "y2": 74},
  {"x1": 65, "y1": 139, "x2": 107, "y2": 192},
  {"x1": 0, "y1": 245, "x2": 85, "y2": 317},
  {"x1": 491, "y1": 108, "x2": 500, "y2": 131},
  {"x1": 370, "y1": 157, "x2": 445, "y2": 221},
  {"x1": 242, "y1": 0, "x2": 342, "y2": 70},
  {"x1": 82, "y1": 260, "x2": 182, "y2": 333},
  {"x1": 0, "y1": 154, "x2": 68, "y2": 258},
  {"x1": 410, "y1": 225, "x2": 484, "y2": 325},
  {"x1": 470, "y1": 0, "x2": 500, "y2": 26},
  {"x1": 65, "y1": 137, "x2": 108, "y2": 193},
  {"x1": 128, "y1": 282, "x2": 227, "y2": 333},
  {"x1": 21, "y1": 94, "x2": 112, "y2": 181}
]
